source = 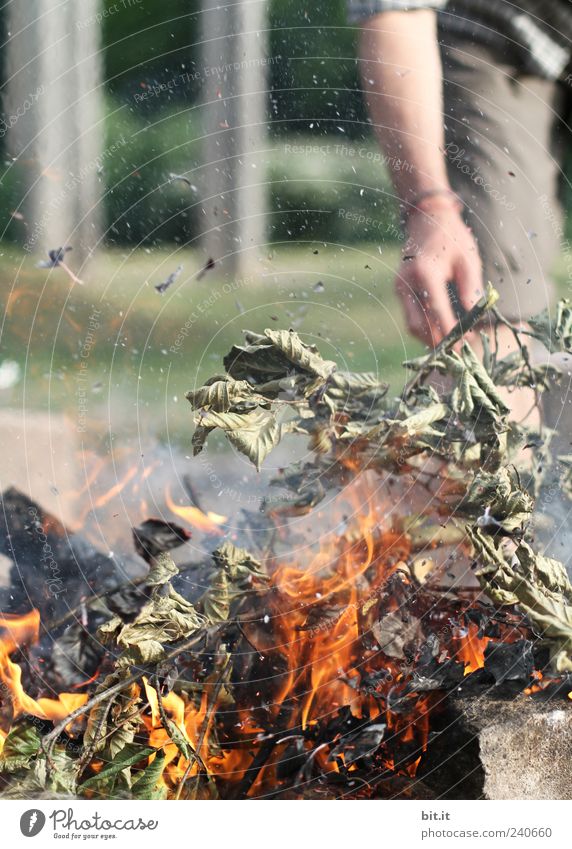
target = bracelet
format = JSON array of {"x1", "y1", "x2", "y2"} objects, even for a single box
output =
[{"x1": 402, "y1": 189, "x2": 464, "y2": 222}]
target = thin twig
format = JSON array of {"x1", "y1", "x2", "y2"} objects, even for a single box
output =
[
  {"x1": 41, "y1": 672, "x2": 139, "y2": 768},
  {"x1": 155, "y1": 679, "x2": 208, "y2": 777},
  {"x1": 492, "y1": 306, "x2": 542, "y2": 415},
  {"x1": 47, "y1": 558, "x2": 208, "y2": 632},
  {"x1": 40, "y1": 625, "x2": 222, "y2": 763},
  {"x1": 235, "y1": 621, "x2": 264, "y2": 656},
  {"x1": 175, "y1": 655, "x2": 231, "y2": 799},
  {"x1": 228, "y1": 703, "x2": 294, "y2": 799},
  {"x1": 229, "y1": 738, "x2": 277, "y2": 800},
  {"x1": 402, "y1": 284, "x2": 500, "y2": 399},
  {"x1": 75, "y1": 695, "x2": 115, "y2": 780}
]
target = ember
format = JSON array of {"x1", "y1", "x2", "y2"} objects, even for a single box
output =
[{"x1": 0, "y1": 489, "x2": 545, "y2": 799}]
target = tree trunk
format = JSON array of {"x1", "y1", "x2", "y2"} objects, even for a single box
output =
[
  {"x1": 3, "y1": 0, "x2": 104, "y2": 264},
  {"x1": 200, "y1": 0, "x2": 268, "y2": 278}
]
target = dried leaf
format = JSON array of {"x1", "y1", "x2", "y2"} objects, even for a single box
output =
[
  {"x1": 33, "y1": 747, "x2": 78, "y2": 795},
  {"x1": 105, "y1": 697, "x2": 141, "y2": 761},
  {"x1": 98, "y1": 554, "x2": 206, "y2": 667},
  {"x1": 368, "y1": 402, "x2": 449, "y2": 443},
  {"x1": 372, "y1": 613, "x2": 421, "y2": 659},
  {"x1": 224, "y1": 412, "x2": 282, "y2": 471},
  {"x1": 79, "y1": 744, "x2": 157, "y2": 791},
  {"x1": 460, "y1": 342, "x2": 511, "y2": 415},
  {"x1": 186, "y1": 378, "x2": 265, "y2": 413},
  {"x1": 263, "y1": 329, "x2": 336, "y2": 379},
  {"x1": 308, "y1": 425, "x2": 334, "y2": 454},
  {"x1": 83, "y1": 701, "x2": 112, "y2": 757},
  {"x1": 212, "y1": 541, "x2": 266, "y2": 584},
  {"x1": 131, "y1": 751, "x2": 167, "y2": 799},
  {"x1": 329, "y1": 370, "x2": 387, "y2": 396},
  {"x1": 194, "y1": 410, "x2": 282, "y2": 470},
  {"x1": 0, "y1": 723, "x2": 40, "y2": 773},
  {"x1": 191, "y1": 425, "x2": 213, "y2": 456},
  {"x1": 223, "y1": 338, "x2": 294, "y2": 384},
  {"x1": 461, "y1": 467, "x2": 533, "y2": 533},
  {"x1": 146, "y1": 551, "x2": 180, "y2": 585},
  {"x1": 201, "y1": 568, "x2": 231, "y2": 623},
  {"x1": 200, "y1": 540, "x2": 267, "y2": 623},
  {"x1": 471, "y1": 529, "x2": 572, "y2": 671},
  {"x1": 528, "y1": 299, "x2": 572, "y2": 353}
]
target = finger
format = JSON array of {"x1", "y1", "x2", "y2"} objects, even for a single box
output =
[
  {"x1": 395, "y1": 271, "x2": 434, "y2": 345},
  {"x1": 396, "y1": 268, "x2": 444, "y2": 346},
  {"x1": 398, "y1": 262, "x2": 458, "y2": 346},
  {"x1": 422, "y1": 272, "x2": 459, "y2": 343},
  {"x1": 452, "y1": 251, "x2": 483, "y2": 314}
]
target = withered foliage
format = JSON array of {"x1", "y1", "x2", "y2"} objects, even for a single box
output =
[
  {"x1": 186, "y1": 285, "x2": 572, "y2": 672},
  {"x1": 0, "y1": 541, "x2": 269, "y2": 800},
  {"x1": 2, "y1": 286, "x2": 572, "y2": 800}
]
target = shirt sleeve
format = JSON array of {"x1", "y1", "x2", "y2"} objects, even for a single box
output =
[{"x1": 346, "y1": 0, "x2": 446, "y2": 25}]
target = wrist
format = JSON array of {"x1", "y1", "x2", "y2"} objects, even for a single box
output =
[{"x1": 402, "y1": 188, "x2": 464, "y2": 223}]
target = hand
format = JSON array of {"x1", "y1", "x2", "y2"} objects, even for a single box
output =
[{"x1": 395, "y1": 201, "x2": 483, "y2": 346}]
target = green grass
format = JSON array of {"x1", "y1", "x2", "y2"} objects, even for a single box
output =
[
  {"x1": 2, "y1": 243, "x2": 570, "y2": 447},
  {"x1": 0, "y1": 242, "x2": 421, "y2": 446}
]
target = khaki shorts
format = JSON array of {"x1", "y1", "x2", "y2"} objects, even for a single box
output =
[{"x1": 440, "y1": 35, "x2": 569, "y2": 320}]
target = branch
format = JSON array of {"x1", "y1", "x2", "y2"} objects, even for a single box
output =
[
  {"x1": 40, "y1": 625, "x2": 223, "y2": 764},
  {"x1": 402, "y1": 283, "x2": 499, "y2": 399},
  {"x1": 175, "y1": 655, "x2": 230, "y2": 799}
]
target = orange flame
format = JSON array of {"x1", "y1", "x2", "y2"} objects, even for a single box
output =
[
  {"x1": 0, "y1": 467, "x2": 534, "y2": 798},
  {"x1": 454, "y1": 622, "x2": 490, "y2": 675},
  {"x1": 0, "y1": 612, "x2": 87, "y2": 724},
  {"x1": 233, "y1": 473, "x2": 431, "y2": 787},
  {"x1": 141, "y1": 678, "x2": 238, "y2": 792},
  {"x1": 165, "y1": 488, "x2": 226, "y2": 534}
]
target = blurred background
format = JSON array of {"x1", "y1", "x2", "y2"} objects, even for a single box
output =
[{"x1": 0, "y1": 0, "x2": 571, "y2": 553}]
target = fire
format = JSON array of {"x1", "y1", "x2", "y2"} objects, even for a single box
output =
[
  {"x1": 232, "y1": 473, "x2": 436, "y2": 787},
  {"x1": 223, "y1": 469, "x2": 525, "y2": 791},
  {"x1": 0, "y1": 618, "x2": 216, "y2": 789},
  {"x1": 165, "y1": 487, "x2": 226, "y2": 534},
  {"x1": 454, "y1": 622, "x2": 490, "y2": 675},
  {"x1": 67, "y1": 452, "x2": 226, "y2": 546},
  {"x1": 70, "y1": 456, "x2": 144, "y2": 531},
  {"x1": 523, "y1": 670, "x2": 546, "y2": 696},
  {"x1": 141, "y1": 678, "x2": 238, "y2": 793},
  {"x1": 0, "y1": 467, "x2": 537, "y2": 798},
  {"x1": 0, "y1": 612, "x2": 88, "y2": 724}
]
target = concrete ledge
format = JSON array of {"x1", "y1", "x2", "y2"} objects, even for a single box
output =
[{"x1": 419, "y1": 694, "x2": 572, "y2": 800}]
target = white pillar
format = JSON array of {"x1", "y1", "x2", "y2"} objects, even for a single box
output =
[
  {"x1": 3, "y1": 0, "x2": 104, "y2": 263},
  {"x1": 200, "y1": 0, "x2": 268, "y2": 277}
]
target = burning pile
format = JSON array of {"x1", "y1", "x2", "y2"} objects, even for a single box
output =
[{"x1": 1, "y1": 286, "x2": 572, "y2": 799}]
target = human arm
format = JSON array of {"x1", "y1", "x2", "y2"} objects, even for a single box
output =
[{"x1": 359, "y1": 10, "x2": 483, "y2": 344}]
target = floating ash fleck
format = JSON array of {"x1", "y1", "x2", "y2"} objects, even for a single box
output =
[
  {"x1": 196, "y1": 257, "x2": 216, "y2": 281},
  {"x1": 36, "y1": 246, "x2": 83, "y2": 285},
  {"x1": 155, "y1": 265, "x2": 183, "y2": 294}
]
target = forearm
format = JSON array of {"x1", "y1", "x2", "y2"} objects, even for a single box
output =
[{"x1": 359, "y1": 10, "x2": 450, "y2": 204}]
